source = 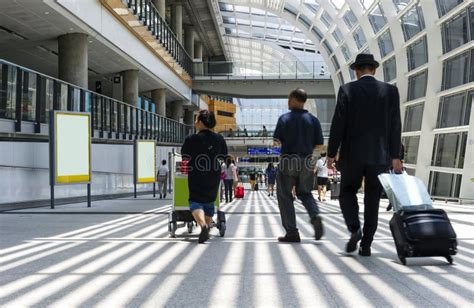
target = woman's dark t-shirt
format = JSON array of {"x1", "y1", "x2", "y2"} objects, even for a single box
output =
[{"x1": 181, "y1": 130, "x2": 228, "y2": 203}]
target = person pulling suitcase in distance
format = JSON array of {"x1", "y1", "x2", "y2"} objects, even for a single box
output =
[
  {"x1": 327, "y1": 54, "x2": 403, "y2": 256},
  {"x1": 273, "y1": 88, "x2": 325, "y2": 242}
]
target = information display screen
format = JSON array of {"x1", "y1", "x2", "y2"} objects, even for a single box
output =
[
  {"x1": 136, "y1": 141, "x2": 156, "y2": 183},
  {"x1": 247, "y1": 147, "x2": 281, "y2": 155},
  {"x1": 54, "y1": 112, "x2": 91, "y2": 184}
]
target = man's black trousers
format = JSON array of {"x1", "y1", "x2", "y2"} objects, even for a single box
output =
[{"x1": 339, "y1": 164, "x2": 387, "y2": 248}]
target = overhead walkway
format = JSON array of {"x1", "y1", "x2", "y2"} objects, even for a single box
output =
[
  {"x1": 1, "y1": 193, "x2": 472, "y2": 306},
  {"x1": 192, "y1": 61, "x2": 335, "y2": 98}
]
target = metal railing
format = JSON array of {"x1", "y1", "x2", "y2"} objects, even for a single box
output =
[
  {"x1": 193, "y1": 61, "x2": 331, "y2": 80},
  {"x1": 124, "y1": 0, "x2": 193, "y2": 77},
  {"x1": 0, "y1": 59, "x2": 193, "y2": 144},
  {"x1": 218, "y1": 123, "x2": 331, "y2": 138}
]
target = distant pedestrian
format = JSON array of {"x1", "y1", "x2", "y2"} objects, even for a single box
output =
[
  {"x1": 327, "y1": 53, "x2": 402, "y2": 256},
  {"x1": 273, "y1": 88, "x2": 325, "y2": 242},
  {"x1": 316, "y1": 153, "x2": 329, "y2": 201},
  {"x1": 157, "y1": 160, "x2": 169, "y2": 199},
  {"x1": 266, "y1": 163, "x2": 277, "y2": 197},
  {"x1": 181, "y1": 110, "x2": 228, "y2": 244},
  {"x1": 231, "y1": 160, "x2": 239, "y2": 189},
  {"x1": 224, "y1": 157, "x2": 235, "y2": 203},
  {"x1": 249, "y1": 171, "x2": 257, "y2": 190}
]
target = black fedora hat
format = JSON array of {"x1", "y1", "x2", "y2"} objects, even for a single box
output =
[{"x1": 350, "y1": 53, "x2": 380, "y2": 70}]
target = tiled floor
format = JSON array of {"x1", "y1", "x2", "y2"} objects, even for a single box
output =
[{"x1": 1, "y1": 192, "x2": 473, "y2": 307}]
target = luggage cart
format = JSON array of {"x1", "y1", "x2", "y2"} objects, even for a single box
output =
[{"x1": 168, "y1": 150, "x2": 226, "y2": 238}]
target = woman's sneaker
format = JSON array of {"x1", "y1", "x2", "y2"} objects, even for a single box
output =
[{"x1": 198, "y1": 225, "x2": 210, "y2": 244}]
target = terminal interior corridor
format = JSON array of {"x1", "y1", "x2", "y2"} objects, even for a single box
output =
[{"x1": 1, "y1": 191, "x2": 473, "y2": 307}]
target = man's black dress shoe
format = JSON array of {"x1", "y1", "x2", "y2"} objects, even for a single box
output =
[
  {"x1": 278, "y1": 234, "x2": 301, "y2": 243},
  {"x1": 311, "y1": 216, "x2": 324, "y2": 240},
  {"x1": 359, "y1": 247, "x2": 371, "y2": 256},
  {"x1": 346, "y1": 229, "x2": 362, "y2": 253}
]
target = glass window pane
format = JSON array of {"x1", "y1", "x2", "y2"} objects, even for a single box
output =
[
  {"x1": 349, "y1": 67, "x2": 356, "y2": 80},
  {"x1": 341, "y1": 43, "x2": 351, "y2": 61},
  {"x1": 383, "y1": 56, "x2": 397, "y2": 82},
  {"x1": 436, "y1": 0, "x2": 464, "y2": 17},
  {"x1": 284, "y1": 3, "x2": 298, "y2": 16},
  {"x1": 392, "y1": 0, "x2": 413, "y2": 13},
  {"x1": 44, "y1": 79, "x2": 54, "y2": 123},
  {"x1": 458, "y1": 132, "x2": 468, "y2": 168},
  {"x1": 368, "y1": 4, "x2": 387, "y2": 33},
  {"x1": 299, "y1": 14, "x2": 312, "y2": 29},
  {"x1": 322, "y1": 40, "x2": 333, "y2": 55},
  {"x1": 332, "y1": 28, "x2": 343, "y2": 44},
  {"x1": 353, "y1": 26, "x2": 367, "y2": 49},
  {"x1": 312, "y1": 27, "x2": 323, "y2": 40},
  {"x1": 304, "y1": 1, "x2": 320, "y2": 13},
  {"x1": 378, "y1": 30, "x2": 394, "y2": 57},
  {"x1": 401, "y1": 5, "x2": 425, "y2": 41},
  {"x1": 331, "y1": 55, "x2": 340, "y2": 70},
  {"x1": 432, "y1": 133, "x2": 462, "y2": 168},
  {"x1": 5, "y1": 66, "x2": 16, "y2": 119},
  {"x1": 337, "y1": 72, "x2": 344, "y2": 85},
  {"x1": 403, "y1": 103, "x2": 424, "y2": 132},
  {"x1": 22, "y1": 73, "x2": 36, "y2": 121},
  {"x1": 442, "y1": 50, "x2": 471, "y2": 90},
  {"x1": 437, "y1": 92, "x2": 471, "y2": 128},
  {"x1": 442, "y1": 10, "x2": 469, "y2": 54},
  {"x1": 401, "y1": 135, "x2": 420, "y2": 164},
  {"x1": 429, "y1": 172, "x2": 458, "y2": 197},
  {"x1": 408, "y1": 70, "x2": 427, "y2": 101},
  {"x1": 59, "y1": 83, "x2": 67, "y2": 110},
  {"x1": 343, "y1": 9, "x2": 357, "y2": 30},
  {"x1": 407, "y1": 36, "x2": 428, "y2": 70},
  {"x1": 321, "y1": 11, "x2": 333, "y2": 28}
]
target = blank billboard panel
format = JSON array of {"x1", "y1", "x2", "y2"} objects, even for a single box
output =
[
  {"x1": 54, "y1": 112, "x2": 91, "y2": 184},
  {"x1": 136, "y1": 141, "x2": 156, "y2": 183}
]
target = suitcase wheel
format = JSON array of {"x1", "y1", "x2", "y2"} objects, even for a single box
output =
[
  {"x1": 187, "y1": 222, "x2": 194, "y2": 234},
  {"x1": 446, "y1": 255, "x2": 453, "y2": 265}
]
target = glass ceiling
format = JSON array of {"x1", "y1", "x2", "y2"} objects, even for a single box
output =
[{"x1": 218, "y1": 1, "x2": 316, "y2": 62}]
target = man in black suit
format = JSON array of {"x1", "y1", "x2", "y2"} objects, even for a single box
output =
[{"x1": 327, "y1": 54, "x2": 402, "y2": 257}]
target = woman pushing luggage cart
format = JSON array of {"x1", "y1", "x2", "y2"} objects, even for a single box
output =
[{"x1": 168, "y1": 110, "x2": 228, "y2": 243}]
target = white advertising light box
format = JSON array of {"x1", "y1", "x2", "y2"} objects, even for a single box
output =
[
  {"x1": 136, "y1": 140, "x2": 156, "y2": 183},
  {"x1": 54, "y1": 112, "x2": 91, "y2": 184}
]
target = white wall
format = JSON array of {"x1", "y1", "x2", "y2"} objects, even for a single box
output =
[{"x1": 0, "y1": 142, "x2": 178, "y2": 204}]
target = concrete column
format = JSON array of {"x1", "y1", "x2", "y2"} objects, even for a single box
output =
[
  {"x1": 194, "y1": 41, "x2": 203, "y2": 60},
  {"x1": 184, "y1": 26, "x2": 195, "y2": 58},
  {"x1": 184, "y1": 109, "x2": 195, "y2": 126},
  {"x1": 170, "y1": 100, "x2": 183, "y2": 121},
  {"x1": 58, "y1": 33, "x2": 88, "y2": 88},
  {"x1": 153, "y1": 0, "x2": 166, "y2": 18},
  {"x1": 121, "y1": 70, "x2": 139, "y2": 106},
  {"x1": 152, "y1": 88, "x2": 166, "y2": 116},
  {"x1": 171, "y1": 2, "x2": 183, "y2": 43}
]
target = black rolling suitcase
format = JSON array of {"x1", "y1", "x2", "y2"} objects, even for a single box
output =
[
  {"x1": 379, "y1": 172, "x2": 457, "y2": 265},
  {"x1": 389, "y1": 209, "x2": 457, "y2": 265}
]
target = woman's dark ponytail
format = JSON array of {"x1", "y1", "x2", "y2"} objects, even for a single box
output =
[{"x1": 197, "y1": 110, "x2": 216, "y2": 129}]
